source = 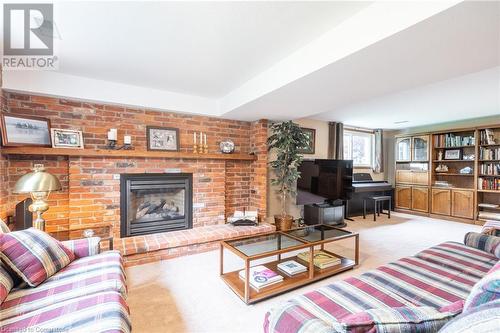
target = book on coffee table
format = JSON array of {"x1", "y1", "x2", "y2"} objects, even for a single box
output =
[
  {"x1": 297, "y1": 250, "x2": 341, "y2": 269},
  {"x1": 277, "y1": 260, "x2": 307, "y2": 276},
  {"x1": 239, "y1": 265, "x2": 283, "y2": 291}
]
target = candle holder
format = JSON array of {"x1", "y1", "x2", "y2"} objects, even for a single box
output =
[
  {"x1": 193, "y1": 144, "x2": 198, "y2": 154},
  {"x1": 106, "y1": 139, "x2": 117, "y2": 150},
  {"x1": 198, "y1": 145, "x2": 204, "y2": 154},
  {"x1": 203, "y1": 144, "x2": 208, "y2": 154},
  {"x1": 117, "y1": 143, "x2": 133, "y2": 150}
]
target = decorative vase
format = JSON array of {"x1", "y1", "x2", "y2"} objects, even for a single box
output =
[{"x1": 274, "y1": 214, "x2": 294, "y2": 231}]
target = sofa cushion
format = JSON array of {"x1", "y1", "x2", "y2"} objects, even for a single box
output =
[
  {"x1": 463, "y1": 260, "x2": 500, "y2": 312},
  {"x1": 0, "y1": 251, "x2": 126, "y2": 320},
  {"x1": 438, "y1": 299, "x2": 500, "y2": 333},
  {"x1": 415, "y1": 241, "x2": 497, "y2": 279},
  {"x1": 337, "y1": 304, "x2": 462, "y2": 333},
  {"x1": 0, "y1": 228, "x2": 75, "y2": 287},
  {"x1": 0, "y1": 262, "x2": 14, "y2": 304},
  {"x1": 62, "y1": 237, "x2": 101, "y2": 258},
  {"x1": 0, "y1": 290, "x2": 131, "y2": 333},
  {"x1": 464, "y1": 232, "x2": 500, "y2": 258}
]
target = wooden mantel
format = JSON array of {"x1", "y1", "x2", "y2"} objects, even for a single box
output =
[{"x1": 0, "y1": 147, "x2": 257, "y2": 161}]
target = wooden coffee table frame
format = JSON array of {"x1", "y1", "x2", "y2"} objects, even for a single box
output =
[{"x1": 220, "y1": 226, "x2": 359, "y2": 304}]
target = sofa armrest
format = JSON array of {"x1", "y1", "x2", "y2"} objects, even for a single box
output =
[
  {"x1": 337, "y1": 303, "x2": 463, "y2": 333},
  {"x1": 464, "y1": 232, "x2": 500, "y2": 258},
  {"x1": 62, "y1": 237, "x2": 101, "y2": 258}
]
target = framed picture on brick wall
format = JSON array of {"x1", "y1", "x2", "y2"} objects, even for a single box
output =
[
  {"x1": 1, "y1": 114, "x2": 51, "y2": 147},
  {"x1": 51, "y1": 128, "x2": 84, "y2": 149},
  {"x1": 147, "y1": 126, "x2": 180, "y2": 151}
]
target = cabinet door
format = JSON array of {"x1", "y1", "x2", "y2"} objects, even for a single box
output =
[
  {"x1": 451, "y1": 190, "x2": 474, "y2": 219},
  {"x1": 431, "y1": 189, "x2": 451, "y2": 215},
  {"x1": 395, "y1": 186, "x2": 412, "y2": 209},
  {"x1": 396, "y1": 170, "x2": 412, "y2": 184},
  {"x1": 411, "y1": 172, "x2": 429, "y2": 185},
  {"x1": 396, "y1": 137, "x2": 411, "y2": 162},
  {"x1": 412, "y1": 186, "x2": 429, "y2": 212},
  {"x1": 412, "y1": 135, "x2": 429, "y2": 161}
]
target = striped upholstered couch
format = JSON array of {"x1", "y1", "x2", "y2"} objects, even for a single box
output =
[
  {"x1": 264, "y1": 232, "x2": 500, "y2": 333},
  {"x1": 0, "y1": 228, "x2": 131, "y2": 332}
]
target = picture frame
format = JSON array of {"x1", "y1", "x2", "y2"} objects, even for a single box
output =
[
  {"x1": 51, "y1": 128, "x2": 84, "y2": 149},
  {"x1": 0, "y1": 114, "x2": 51, "y2": 147},
  {"x1": 146, "y1": 126, "x2": 180, "y2": 151},
  {"x1": 298, "y1": 128, "x2": 316, "y2": 154},
  {"x1": 444, "y1": 149, "x2": 462, "y2": 160}
]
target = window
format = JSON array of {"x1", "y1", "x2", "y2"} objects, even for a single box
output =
[{"x1": 343, "y1": 130, "x2": 374, "y2": 167}]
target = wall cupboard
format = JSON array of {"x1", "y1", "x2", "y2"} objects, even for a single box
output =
[{"x1": 395, "y1": 125, "x2": 500, "y2": 224}]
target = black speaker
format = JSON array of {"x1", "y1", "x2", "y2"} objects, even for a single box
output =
[{"x1": 15, "y1": 198, "x2": 33, "y2": 230}]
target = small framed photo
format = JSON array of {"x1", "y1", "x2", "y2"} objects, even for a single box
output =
[
  {"x1": 51, "y1": 128, "x2": 84, "y2": 149},
  {"x1": 1, "y1": 114, "x2": 51, "y2": 147},
  {"x1": 147, "y1": 126, "x2": 179, "y2": 151},
  {"x1": 298, "y1": 128, "x2": 316, "y2": 154},
  {"x1": 444, "y1": 149, "x2": 462, "y2": 160}
]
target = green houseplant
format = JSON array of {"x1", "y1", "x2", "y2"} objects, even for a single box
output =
[{"x1": 267, "y1": 121, "x2": 310, "y2": 230}]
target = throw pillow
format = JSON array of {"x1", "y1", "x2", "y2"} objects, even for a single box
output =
[
  {"x1": 337, "y1": 305, "x2": 462, "y2": 333},
  {"x1": 464, "y1": 232, "x2": 500, "y2": 258},
  {"x1": 0, "y1": 262, "x2": 14, "y2": 304},
  {"x1": 464, "y1": 261, "x2": 500, "y2": 311},
  {"x1": 0, "y1": 218, "x2": 10, "y2": 233},
  {"x1": 0, "y1": 228, "x2": 75, "y2": 287},
  {"x1": 439, "y1": 299, "x2": 500, "y2": 333}
]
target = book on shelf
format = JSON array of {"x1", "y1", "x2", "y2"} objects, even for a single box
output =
[
  {"x1": 478, "y1": 212, "x2": 500, "y2": 221},
  {"x1": 238, "y1": 265, "x2": 283, "y2": 291},
  {"x1": 434, "y1": 133, "x2": 474, "y2": 148},
  {"x1": 297, "y1": 250, "x2": 341, "y2": 269},
  {"x1": 480, "y1": 129, "x2": 497, "y2": 145},
  {"x1": 277, "y1": 260, "x2": 307, "y2": 276},
  {"x1": 478, "y1": 203, "x2": 499, "y2": 209},
  {"x1": 479, "y1": 163, "x2": 500, "y2": 176},
  {"x1": 479, "y1": 147, "x2": 500, "y2": 160},
  {"x1": 478, "y1": 177, "x2": 500, "y2": 190}
]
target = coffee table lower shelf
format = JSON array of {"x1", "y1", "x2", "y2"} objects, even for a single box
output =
[{"x1": 221, "y1": 256, "x2": 356, "y2": 304}]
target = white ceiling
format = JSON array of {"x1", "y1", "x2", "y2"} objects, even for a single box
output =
[
  {"x1": 2, "y1": 1, "x2": 499, "y2": 129},
  {"x1": 54, "y1": 1, "x2": 370, "y2": 97}
]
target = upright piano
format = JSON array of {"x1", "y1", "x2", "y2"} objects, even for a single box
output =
[{"x1": 347, "y1": 173, "x2": 393, "y2": 217}]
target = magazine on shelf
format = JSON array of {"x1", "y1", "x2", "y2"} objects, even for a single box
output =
[
  {"x1": 277, "y1": 260, "x2": 307, "y2": 276},
  {"x1": 238, "y1": 265, "x2": 283, "y2": 290},
  {"x1": 297, "y1": 250, "x2": 341, "y2": 269}
]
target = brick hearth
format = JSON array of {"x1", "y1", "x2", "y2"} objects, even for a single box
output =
[{"x1": 0, "y1": 90, "x2": 269, "y2": 264}]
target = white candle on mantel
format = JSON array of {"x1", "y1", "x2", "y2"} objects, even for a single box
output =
[
  {"x1": 204, "y1": 133, "x2": 207, "y2": 145},
  {"x1": 199, "y1": 132, "x2": 203, "y2": 144},
  {"x1": 193, "y1": 132, "x2": 197, "y2": 144},
  {"x1": 124, "y1": 135, "x2": 131, "y2": 145}
]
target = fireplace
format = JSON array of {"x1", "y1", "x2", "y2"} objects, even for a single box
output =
[{"x1": 120, "y1": 173, "x2": 193, "y2": 237}]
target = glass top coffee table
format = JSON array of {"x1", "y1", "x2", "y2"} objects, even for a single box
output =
[{"x1": 220, "y1": 224, "x2": 359, "y2": 304}]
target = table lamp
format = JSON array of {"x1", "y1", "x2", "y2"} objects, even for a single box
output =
[{"x1": 13, "y1": 164, "x2": 62, "y2": 231}]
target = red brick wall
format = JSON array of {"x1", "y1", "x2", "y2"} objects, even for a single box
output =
[{"x1": 0, "y1": 91, "x2": 268, "y2": 237}]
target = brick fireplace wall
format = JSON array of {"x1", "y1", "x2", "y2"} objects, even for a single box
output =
[{"x1": 0, "y1": 91, "x2": 268, "y2": 241}]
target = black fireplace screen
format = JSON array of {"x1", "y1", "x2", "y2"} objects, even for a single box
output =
[{"x1": 120, "y1": 173, "x2": 192, "y2": 237}]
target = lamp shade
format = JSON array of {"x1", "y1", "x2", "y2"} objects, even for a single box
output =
[{"x1": 13, "y1": 164, "x2": 62, "y2": 194}]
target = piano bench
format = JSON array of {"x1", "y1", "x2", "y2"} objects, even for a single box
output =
[{"x1": 363, "y1": 196, "x2": 391, "y2": 221}]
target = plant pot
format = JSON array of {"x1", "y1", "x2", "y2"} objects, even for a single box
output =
[{"x1": 274, "y1": 214, "x2": 294, "y2": 231}]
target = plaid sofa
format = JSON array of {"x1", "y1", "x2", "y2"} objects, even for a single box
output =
[
  {"x1": 264, "y1": 233, "x2": 500, "y2": 333},
  {"x1": 0, "y1": 237, "x2": 131, "y2": 333}
]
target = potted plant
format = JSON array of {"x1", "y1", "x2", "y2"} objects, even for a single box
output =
[{"x1": 267, "y1": 121, "x2": 310, "y2": 230}]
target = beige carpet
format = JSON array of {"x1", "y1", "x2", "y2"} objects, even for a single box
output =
[{"x1": 126, "y1": 212, "x2": 481, "y2": 333}]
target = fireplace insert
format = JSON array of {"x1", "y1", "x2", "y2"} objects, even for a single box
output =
[{"x1": 120, "y1": 173, "x2": 193, "y2": 237}]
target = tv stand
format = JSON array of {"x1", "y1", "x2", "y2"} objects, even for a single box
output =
[{"x1": 304, "y1": 202, "x2": 346, "y2": 228}]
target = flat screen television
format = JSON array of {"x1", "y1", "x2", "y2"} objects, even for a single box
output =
[{"x1": 296, "y1": 159, "x2": 353, "y2": 206}]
